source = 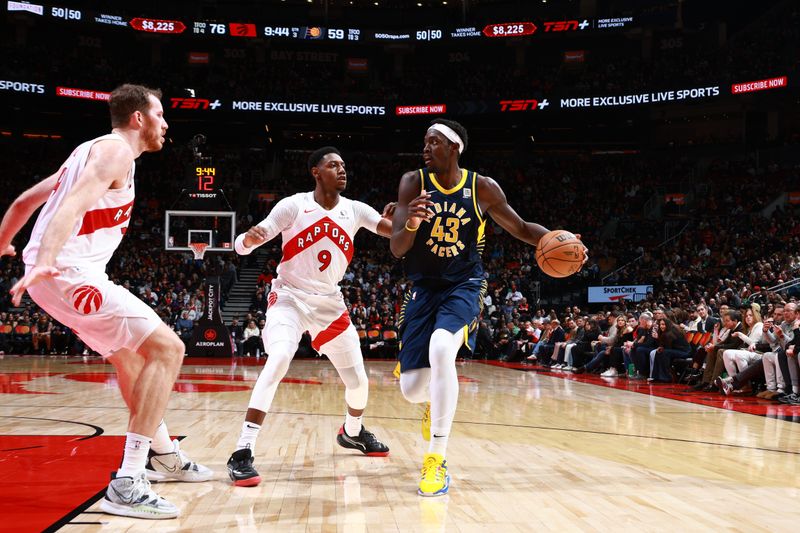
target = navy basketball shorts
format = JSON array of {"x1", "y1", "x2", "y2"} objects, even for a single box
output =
[{"x1": 398, "y1": 278, "x2": 482, "y2": 373}]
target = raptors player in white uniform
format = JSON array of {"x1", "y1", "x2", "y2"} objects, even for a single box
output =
[
  {"x1": 0, "y1": 84, "x2": 211, "y2": 520},
  {"x1": 226, "y1": 146, "x2": 393, "y2": 486}
]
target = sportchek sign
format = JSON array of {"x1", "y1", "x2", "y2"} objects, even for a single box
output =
[{"x1": 588, "y1": 285, "x2": 653, "y2": 303}]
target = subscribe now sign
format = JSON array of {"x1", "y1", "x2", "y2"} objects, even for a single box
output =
[{"x1": 588, "y1": 285, "x2": 653, "y2": 303}]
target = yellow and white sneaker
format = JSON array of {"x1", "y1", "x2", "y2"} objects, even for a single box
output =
[
  {"x1": 418, "y1": 453, "x2": 450, "y2": 497},
  {"x1": 421, "y1": 402, "x2": 431, "y2": 441}
]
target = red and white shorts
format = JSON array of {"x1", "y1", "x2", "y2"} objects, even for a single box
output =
[
  {"x1": 26, "y1": 266, "x2": 163, "y2": 357},
  {"x1": 264, "y1": 279, "x2": 361, "y2": 368}
]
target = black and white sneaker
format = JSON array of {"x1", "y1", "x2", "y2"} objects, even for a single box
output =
[
  {"x1": 146, "y1": 439, "x2": 213, "y2": 483},
  {"x1": 227, "y1": 448, "x2": 261, "y2": 487},
  {"x1": 100, "y1": 472, "x2": 179, "y2": 519},
  {"x1": 778, "y1": 393, "x2": 800, "y2": 405},
  {"x1": 336, "y1": 425, "x2": 390, "y2": 457}
]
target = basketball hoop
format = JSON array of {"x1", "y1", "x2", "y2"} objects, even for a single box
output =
[{"x1": 189, "y1": 242, "x2": 209, "y2": 261}]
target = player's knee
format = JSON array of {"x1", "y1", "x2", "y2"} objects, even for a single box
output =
[
  {"x1": 341, "y1": 364, "x2": 369, "y2": 409},
  {"x1": 338, "y1": 363, "x2": 367, "y2": 390},
  {"x1": 158, "y1": 333, "x2": 185, "y2": 363},
  {"x1": 260, "y1": 343, "x2": 294, "y2": 384},
  {"x1": 170, "y1": 334, "x2": 186, "y2": 356},
  {"x1": 141, "y1": 325, "x2": 185, "y2": 362},
  {"x1": 344, "y1": 377, "x2": 368, "y2": 410},
  {"x1": 400, "y1": 374, "x2": 428, "y2": 403},
  {"x1": 429, "y1": 329, "x2": 461, "y2": 363}
]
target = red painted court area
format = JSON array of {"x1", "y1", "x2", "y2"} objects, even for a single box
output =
[{"x1": 0, "y1": 435, "x2": 125, "y2": 533}]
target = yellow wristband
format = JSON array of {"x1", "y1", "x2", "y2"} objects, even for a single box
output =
[{"x1": 404, "y1": 221, "x2": 420, "y2": 232}]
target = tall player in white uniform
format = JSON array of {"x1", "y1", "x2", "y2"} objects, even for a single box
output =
[
  {"x1": 0, "y1": 84, "x2": 211, "y2": 519},
  {"x1": 226, "y1": 147, "x2": 393, "y2": 486}
]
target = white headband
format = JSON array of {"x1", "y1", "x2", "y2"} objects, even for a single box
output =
[{"x1": 429, "y1": 123, "x2": 464, "y2": 154}]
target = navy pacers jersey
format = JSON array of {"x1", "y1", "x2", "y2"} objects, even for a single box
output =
[{"x1": 404, "y1": 168, "x2": 486, "y2": 283}]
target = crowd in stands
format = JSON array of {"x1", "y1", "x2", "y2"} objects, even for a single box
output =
[
  {"x1": 2, "y1": 133, "x2": 799, "y2": 376},
  {"x1": 491, "y1": 297, "x2": 800, "y2": 405}
]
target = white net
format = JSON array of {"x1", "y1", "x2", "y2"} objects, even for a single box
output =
[{"x1": 189, "y1": 242, "x2": 209, "y2": 261}]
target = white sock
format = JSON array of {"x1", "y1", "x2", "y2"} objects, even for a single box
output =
[
  {"x1": 151, "y1": 420, "x2": 174, "y2": 454},
  {"x1": 429, "y1": 432, "x2": 449, "y2": 457},
  {"x1": 344, "y1": 412, "x2": 362, "y2": 437},
  {"x1": 237, "y1": 421, "x2": 261, "y2": 453},
  {"x1": 117, "y1": 432, "x2": 151, "y2": 478}
]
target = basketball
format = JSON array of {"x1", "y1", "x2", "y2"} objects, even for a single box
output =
[{"x1": 535, "y1": 230, "x2": 585, "y2": 278}]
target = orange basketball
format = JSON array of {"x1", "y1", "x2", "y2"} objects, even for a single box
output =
[{"x1": 535, "y1": 230, "x2": 585, "y2": 278}]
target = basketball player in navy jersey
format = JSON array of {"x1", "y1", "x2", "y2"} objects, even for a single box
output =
[{"x1": 390, "y1": 119, "x2": 587, "y2": 496}]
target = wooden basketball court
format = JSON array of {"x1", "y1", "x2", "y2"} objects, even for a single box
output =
[{"x1": 2, "y1": 355, "x2": 800, "y2": 531}]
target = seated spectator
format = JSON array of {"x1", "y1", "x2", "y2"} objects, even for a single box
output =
[
  {"x1": 603, "y1": 316, "x2": 638, "y2": 377},
  {"x1": 691, "y1": 310, "x2": 745, "y2": 392},
  {"x1": 575, "y1": 315, "x2": 625, "y2": 375},
  {"x1": 175, "y1": 310, "x2": 195, "y2": 343},
  {"x1": 777, "y1": 323, "x2": 800, "y2": 405},
  {"x1": 649, "y1": 318, "x2": 691, "y2": 382},
  {"x1": 50, "y1": 321, "x2": 70, "y2": 354},
  {"x1": 229, "y1": 317, "x2": 244, "y2": 356},
  {"x1": 551, "y1": 317, "x2": 582, "y2": 367},
  {"x1": 474, "y1": 318, "x2": 495, "y2": 359},
  {"x1": 540, "y1": 319, "x2": 565, "y2": 364},
  {"x1": 561, "y1": 319, "x2": 600, "y2": 370},
  {"x1": 528, "y1": 318, "x2": 553, "y2": 363},
  {"x1": 516, "y1": 320, "x2": 538, "y2": 359},
  {"x1": 719, "y1": 303, "x2": 764, "y2": 390},
  {"x1": 242, "y1": 319, "x2": 262, "y2": 357},
  {"x1": 631, "y1": 312, "x2": 656, "y2": 378},
  {"x1": 31, "y1": 315, "x2": 53, "y2": 355},
  {"x1": 687, "y1": 304, "x2": 730, "y2": 383}
]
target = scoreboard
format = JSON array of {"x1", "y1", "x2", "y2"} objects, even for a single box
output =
[
  {"x1": 195, "y1": 166, "x2": 216, "y2": 192},
  {"x1": 7, "y1": 2, "x2": 635, "y2": 43}
]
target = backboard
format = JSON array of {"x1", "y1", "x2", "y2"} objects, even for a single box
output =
[{"x1": 165, "y1": 210, "x2": 236, "y2": 253}]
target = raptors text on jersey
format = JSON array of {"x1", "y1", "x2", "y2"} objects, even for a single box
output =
[{"x1": 236, "y1": 192, "x2": 382, "y2": 295}]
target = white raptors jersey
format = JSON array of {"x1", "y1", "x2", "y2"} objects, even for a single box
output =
[
  {"x1": 23, "y1": 133, "x2": 135, "y2": 272},
  {"x1": 235, "y1": 192, "x2": 382, "y2": 295}
]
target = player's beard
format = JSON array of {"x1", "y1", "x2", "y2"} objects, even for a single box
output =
[{"x1": 143, "y1": 117, "x2": 164, "y2": 152}]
